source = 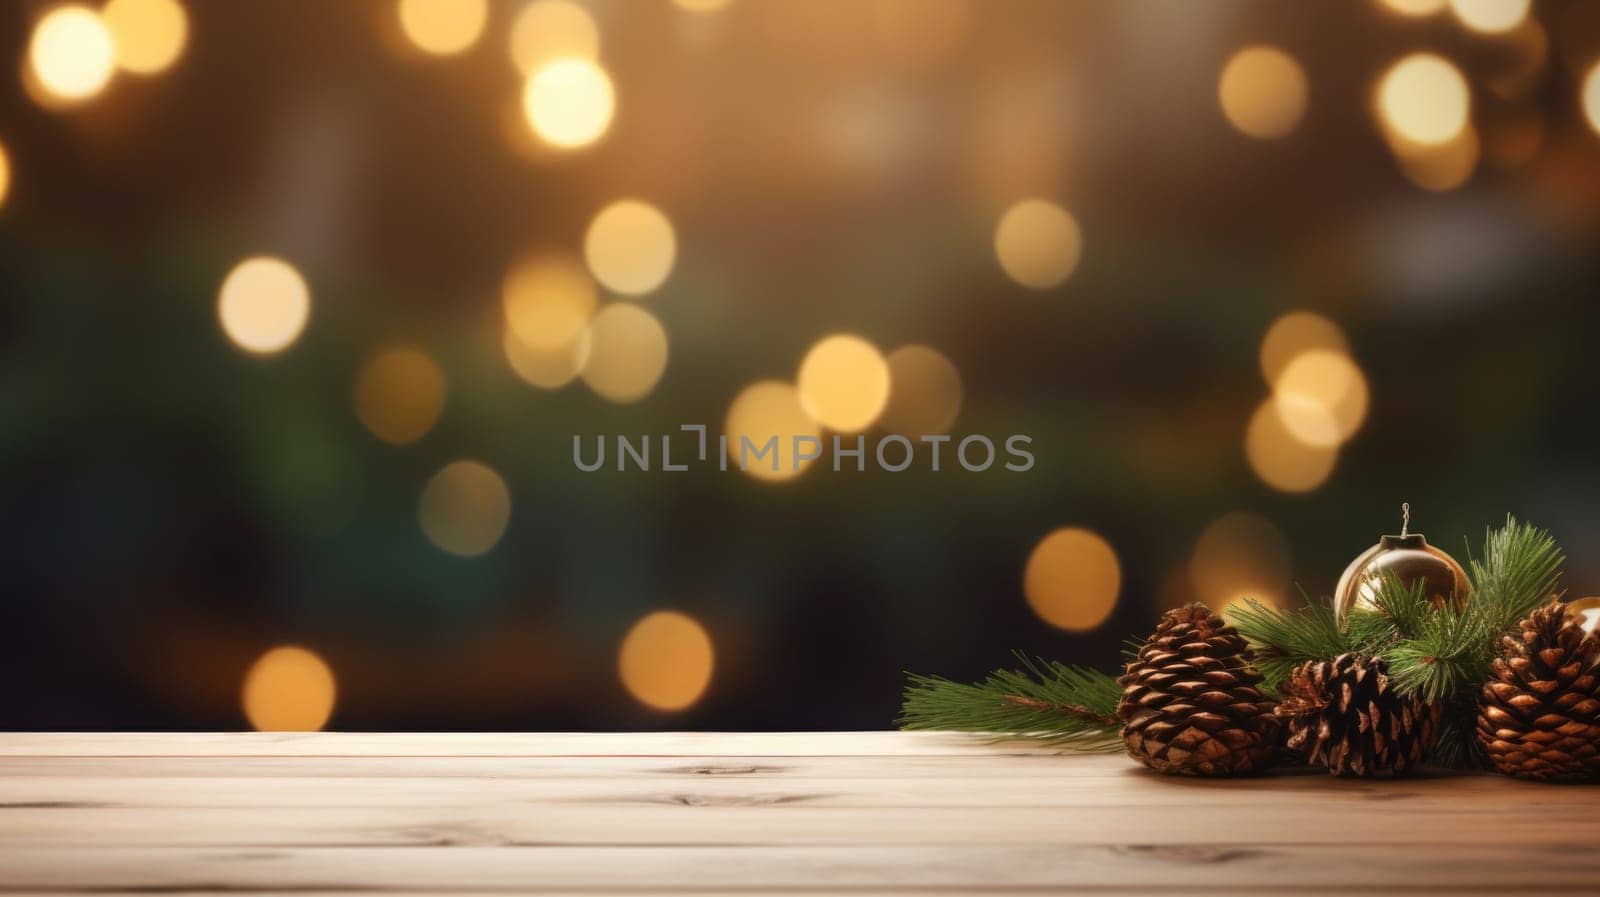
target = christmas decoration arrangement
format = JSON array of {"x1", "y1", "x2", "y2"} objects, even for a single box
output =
[{"x1": 901, "y1": 509, "x2": 1600, "y2": 782}]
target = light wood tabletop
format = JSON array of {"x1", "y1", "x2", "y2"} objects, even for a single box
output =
[{"x1": 0, "y1": 731, "x2": 1594, "y2": 895}]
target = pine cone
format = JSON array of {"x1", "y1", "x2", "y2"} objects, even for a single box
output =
[
  {"x1": 1116, "y1": 603, "x2": 1278, "y2": 776},
  {"x1": 1275, "y1": 653, "x2": 1435, "y2": 777},
  {"x1": 1477, "y1": 601, "x2": 1600, "y2": 783}
]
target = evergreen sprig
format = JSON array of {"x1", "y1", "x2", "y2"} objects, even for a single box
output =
[
  {"x1": 897, "y1": 516, "x2": 1565, "y2": 770},
  {"x1": 898, "y1": 653, "x2": 1123, "y2": 748}
]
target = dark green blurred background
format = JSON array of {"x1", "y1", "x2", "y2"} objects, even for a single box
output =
[{"x1": 2, "y1": 0, "x2": 1598, "y2": 731}]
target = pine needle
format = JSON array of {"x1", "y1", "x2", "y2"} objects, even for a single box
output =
[
  {"x1": 898, "y1": 653, "x2": 1123, "y2": 748},
  {"x1": 1224, "y1": 597, "x2": 1347, "y2": 690}
]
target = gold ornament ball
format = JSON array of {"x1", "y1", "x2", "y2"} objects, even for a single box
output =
[
  {"x1": 1334, "y1": 528, "x2": 1468, "y2": 625},
  {"x1": 1565, "y1": 596, "x2": 1600, "y2": 634}
]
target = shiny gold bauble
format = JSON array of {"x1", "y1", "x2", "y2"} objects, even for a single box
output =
[
  {"x1": 1565, "y1": 596, "x2": 1600, "y2": 634},
  {"x1": 1334, "y1": 532, "x2": 1469, "y2": 625}
]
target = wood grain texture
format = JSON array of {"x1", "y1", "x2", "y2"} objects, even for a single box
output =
[{"x1": 0, "y1": 732, "x2": 1594, "y2": 895}]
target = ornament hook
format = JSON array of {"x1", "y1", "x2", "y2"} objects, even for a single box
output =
[{"x1": 1400, "y1": 502, "x2": 1410, "y2": 538}]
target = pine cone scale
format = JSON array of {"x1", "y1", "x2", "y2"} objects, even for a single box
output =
[
  {"x1": 1476, "y1": 601, "x2": 1600, "y2": 783},
  {"x1": 1276, "y1": 653, "x2": 1434, "y2": 777},
  {"x1": 1116, "y1": 604, "x2": 1278, "y2": 777}
]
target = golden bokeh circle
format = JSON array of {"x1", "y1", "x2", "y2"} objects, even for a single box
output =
[
  {"x1": 502, "y1": 253, "x2": 597, "y2": 351},
  {"x1": 585, "y1": 201, "x2": 678, "y2": 296},
  {"x1": 1218, "y1": 46, "x2": 1309, "y2": 140},
  {"x1": 419, "y1": 460, "x2": 512, "y2": 557},
  {"x1": 1272, "y1": 349, "x2": 1369, "y2": 447},
  {"x1": 397, "y1": 0, "x2": 488, "y2": 56},
  {"x1": 241, "y1": 646, "x2": 337, "y2": 732},
  {"x1": 1580, "y1": 62, "x2": 1600, "y2": 138},
  {"x1": 1259, "y1": 311, "x2": 1349, "y2": 386},
  {"x1": 522, "y1": 57, "x2": 615, "y2": 149},
  {"x1": 725, "y1": 380, "x2": 823, "y2": 482},
  {"x1": 618, "y1": 611, "x2": 715, "y2": 712},
  {"x1": 1023, "y1": 528, "x2": 1121, "y2": 632},
  {"x1": 796, "y1": 334, "x2": 891, "y2": 433},
  {"x1": 28, "y1": 6, "x2": 116, "y2": 104},
  {"x1": 1450, "y1": 0, "x2": 1530, "y2": 34},
  {"x1": 1245, "y1": 399, "x2": 1338, "y2": 493},
  {"x1": 0, "y1": 141, "x2": 10, "y2": 211},
  {"x1": 509, "y1": 0, "x2": 599, "y2": 74},
  {"x1": 581, "y1": 303, "x2": 669, "y2": 403},
  {"x1": 1377, "y1": 53, "x2": 1471, "y2": 147},
  {"x1": 217, "y1": 256, "x2": 311, "y2": 355},
  {"x1": 879, "y1": 345, "x2": 963, "y2": 438},
  {"x1": 1189, "y1": 512, "x2": 1292, "y2": 608},
  {"x1": 353, "y1": 346, "x2": 447, "y2": 446},
  {"x1": 505, "y1": 327, "x2": 591, "y2": 389},
  {"x1": 102, "y1": 0, "x2": 188, "y2": 75},
  {"x1": 1393, "y1": 125, "x2": 1479, "y2": 192},
  {"x1": 1379, "y1": 0, "x2": 1448, "y2": 15},
  {"x1": 995, "y1": 199, "x2": 1082, "y2": 290}
]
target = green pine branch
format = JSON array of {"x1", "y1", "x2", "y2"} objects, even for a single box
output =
[
  {"x1": 1224, "y1": 597, "x2": 1347, "y2": 691},
  {"x1": 898, "y1": 653, "x2": 1123, "y2": 749}
]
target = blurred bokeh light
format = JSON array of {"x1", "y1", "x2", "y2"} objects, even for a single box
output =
[
  {"x1": 101, "y1": 0, "x2": 188, "y2": 76},
  {"x1": 241, "y1": 646, "x2": 337, "y2": 732},
  {"x1": 584, "y1": 200, "x2": 677, "y2": 296},
  {"x1": 618, "y1": 611, "x2": 715, "y2": 711},
  {"x1": 724, "y1": 381, "x2": 821, "y2": 481},
  {"x1": 217, "y1": 257, "x2": 312, "y2": 356},
  {"x1": 27, "y1": 6, "x2": 115, "y2": 104},
  {"x1": 1023, "y1": 528, "x2": 1121, "y2": 632},
  {"x1": 353, "y1": 346, "x2": 447, "y2": 446},
  {"x1": 509, "y1": 0, "x2": 599, "y2": 75},
  {"x1": 419, "y1": 460, "x2": 512, "y2": 556},
  {"x1": 503, "y1": 253, "x2": 598, "y2": 351},
  {"x1": 1218, "y1": 46, "x2": 1308, "y2": 140},
  {"x1": 522, "y1": 57, "x2": 614, "y2": 149},
  {"x1": 879, "y1": 346, "x2": 963, "y2": 438},
  {"x1": 994, "y1": 199, "x2": 1081, "y2": 290},
  {"x1": 797, "y1": 334, "x2": 892, "y2": 434},
  {"x1": 398, "y1": 0, "x2": 488, "y2": 56},
  {"x1": 580, "y1": 303, "x2": 669, "y2": 402},
  {"x1": 1377, "y1": 54, "x2": 1471, "y2": 146}
]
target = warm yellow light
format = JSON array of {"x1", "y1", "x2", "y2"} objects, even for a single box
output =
[
  {"x1": 28, "y1": 6, "x2": 116, "y2": 104},
  {"x1": 398, "y1": 0, "x2": 487, "y2": 55},
  {"x1": 581, "y1": 303, "x2": 668, "y2": 403},
  {"x1": 1379, "y1": 0, "x2": 1448, "y2": 16},
  {"x1": 505, "y1": 328, "x2": 590, "y2": 389},
  {"x1": 879, "y1": 345, "x2": 962, "y2": 438},
  {"x1": 1393, "y1": 125, "x2": 1479, "y2": 191},
  {"x1": 796, "y1": 334, "x2": 891, "y2": 433},
  {"x1": 995, "y1": 199, "x2": 1081, "y2": 290},
  {"x1": 241, "y1": 646, "x2": 336, "y2": 732},
  {"x1": 618, "y1": 611, "x2": 715, "y2": 712},
  {"x1": 101, "y1": 0, "x2": 187, "y2": 75},
  {"x1": 217, "y1": 256, "x2": 311, "y2": 355},
  {"x1": 1273, "y1": 350, "x2": 1369, "y2": 447},
  {"x1": 419, "y1": 460, "x2": 511, "y2": 557},
  {"x1": 1259, "y1": 311, "x2": 1348, "y2": 386},
  {"x1": 1024, "y1": 528, "x2": 1121, "y2": 632},
  {"x1": 1218, "y1": 46, "x2": 1308, "y2": 140},
  {"x1": 509, "y1": 0, "x2": 599, "y2": 74},
  {"x1": 522, "y1": 57, "x2": 614, "y2": 149},
  {"x1": 1189, "y1": 512, "x2": 1291, "y2": 609},
  {"x1": 585, "y1": 200, "x2": 677, "y2": 296},
  {"x1": 724, "y1": 381, "x2": 822, "y2": 482},
  {"x1": 502, "y1": 253, "x2": 597, "y2": 351},
  {"x1": 0, "y1": 141, "x2": 10, "y2": 211},
  {"x1": 1582, "y1": 62, "x2": 1600, "y2": 137},
  {"x1": 353, "y1": 346, "x2": 447, "y2": 446},
  {"x1": 1245, "y1": 399, "x2": 1338, "y2": 493},
  {"x1": 1451, "y1": 0, "x2": 1529, "y2": 33},
  {"x1": 673, "y1": 0, "x2": 733, "y2": 12},
  {"x1": 1377, "y1": 53, "x2": 1471, "y2": 147}
]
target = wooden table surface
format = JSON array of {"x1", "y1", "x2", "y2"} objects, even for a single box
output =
[{"x1": 0, "y1": 732, "x2": 1594, "y2": 895}]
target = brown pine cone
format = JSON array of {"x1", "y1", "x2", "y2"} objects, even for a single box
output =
[
  {"x1": 1275, "y1": 653, "x2": 1435, "y2": 777},
  {"x1": 1477, "y1": 600, "x2": 1600, "y2": 783},
  {"x1": 1116, "y1": 603, "x2": 1278, "y2": 776}
]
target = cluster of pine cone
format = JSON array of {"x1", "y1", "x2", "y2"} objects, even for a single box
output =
[{"x1": 1117, "y1": 601, "x2": 1600, "y2": 781}]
